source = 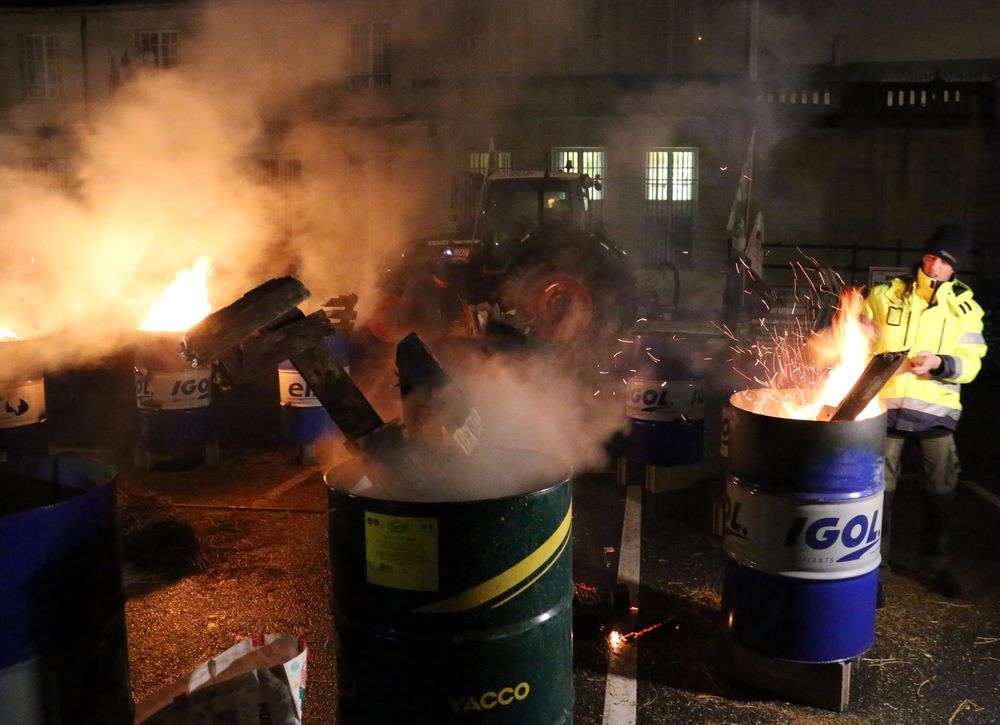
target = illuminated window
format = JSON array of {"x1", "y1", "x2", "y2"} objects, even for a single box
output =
[
  {"x1": 20, "y1": 34, "x2": 61, "y2": 99},
  {"x1": 136, "y1": 30, "x2": 178, "y2": 69},
  {"x1": 470, "y1": 151, "x2": 511, "y2": 174},
  {"x1": 552, "y1": 148, "x2": 604, "y2": 200},
  {"x1": 351, "y1": 22, "x2": 391, "y2": 88},
  {"x1": 644, "y1": 148, "x2": 698, "y2": 267},
  {"x1": 645, "y1": 149, "x2": 697, "y2": 201}
]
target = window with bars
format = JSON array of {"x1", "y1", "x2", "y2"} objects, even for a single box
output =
[
  {"x1": 136, "y1": 30, "x2": 179, "y2": 69},
  {"x1": 551, "y1": 148, "x2": 604, "y2": 200},
  {"x1": 350, "y1": 22, "x2": 391, "y2": 88},
  {"x1": 644, "y1": 148, "x2": 698, "y2": 267},
  {"x1": 256, "y1": 157, "x2": 303, "y2": 184},
  {"x1": 20, "y1": 34, "x2": 62, "y2": 99},
  {"x1": 469, "y1": 151, "x2": 512, "y2": 175},
  {"x1": 645, "y1": 149, "x2": 697, "y2": 201}
]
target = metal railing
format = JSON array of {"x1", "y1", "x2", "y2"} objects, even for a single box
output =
[
  {"x1": 760, "y1": 241, "x2": 982, "y2": 289},
  {"x1": 756, "y1": 80, "x2": 993, "y2": 119}
]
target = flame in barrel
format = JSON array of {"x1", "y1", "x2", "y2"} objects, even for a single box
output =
[
  {"x1": 743, "y1": 288, "x2": 882, "y2": 421},
  {"x1": 139, "y1": 258, "x2": 212, "y2": 332},
  {"x1": 805, "y1": 288, "x2": 881, "y2": 420}
]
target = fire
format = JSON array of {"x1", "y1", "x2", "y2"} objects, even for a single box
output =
[
  {"x1": 139, "y1": 258, "x2": 212, "y2": 332},
  {"x1": 735, "y1": 287, "x2": 882, "y2": 421},
  {"x1": 607, "y1": 622, "x2": 667, "y2": 652},
  {"x1": 0, "y1": 328, "x2": 18, "y2": 340},
  {"x1": 807, "y1": 288, "x2": 880, "y2": 420},
  {"x1": 608, "y1": 630, "x2": 624, "y2": 650}
]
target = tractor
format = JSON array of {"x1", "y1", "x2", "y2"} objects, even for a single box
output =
[{"x1": 367, "y1": 167, "x2": 638, "y2": 346}]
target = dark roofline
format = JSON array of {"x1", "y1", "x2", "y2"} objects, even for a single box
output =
[{"x1": 767, "y1": 58, "x2": 1000, "y2": 84}]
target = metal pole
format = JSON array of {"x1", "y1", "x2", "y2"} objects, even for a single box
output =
[{"x1": 79, "y1": 15, "x2": 90, "y2": 127}]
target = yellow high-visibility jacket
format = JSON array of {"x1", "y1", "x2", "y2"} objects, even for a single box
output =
[{"x1": 862, "y1": 276, "x2": 987, "y2": 432}]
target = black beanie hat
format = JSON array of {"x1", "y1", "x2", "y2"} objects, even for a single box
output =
[{"x1": 922, "y1": 224, "x2": 969, "y2": 268}]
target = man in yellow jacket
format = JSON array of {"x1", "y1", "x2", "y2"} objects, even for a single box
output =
[{"x1": 862, "y1": 224, "x2": 987, "y2": 599}]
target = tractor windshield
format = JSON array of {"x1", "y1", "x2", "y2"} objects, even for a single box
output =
[{"x1": 483, "y1": 178, "x2": 587, "y2": 242}]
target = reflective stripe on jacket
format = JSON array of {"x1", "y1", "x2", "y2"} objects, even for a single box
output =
[{"x1": 862, "y1": 277, "x2": 987, "y2": 432}]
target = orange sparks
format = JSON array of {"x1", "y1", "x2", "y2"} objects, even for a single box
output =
[
  {"x1": 608, "y1": 622, "x2": 667, "y2": 650},
  {"x1": 719, "y1": 258, "x2": 883, "y2": 422}
]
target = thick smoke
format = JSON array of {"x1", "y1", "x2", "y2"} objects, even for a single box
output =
[
  {"x1": 0, "y1": 1, "x2": 439, "y2": 379},
  {"x1": 331, "y1": 341, "x2": 628, "y2": 502}
]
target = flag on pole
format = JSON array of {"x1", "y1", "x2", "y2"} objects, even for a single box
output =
[
  {"x1": 486, "y1": 136, "x2": 497, "y2": 177},
  {"x1": 472, "y1": 137, "x2": 495, "y2": 241},
  {"x1": 109, "y1": 50, "x2": 135, "y2": 88},
  {"x1": 745, "y1": 210, "x2": 764, "y2": 277},
  {"x1": 726, "y1": 129, "x2": 756, "y2": 251}
]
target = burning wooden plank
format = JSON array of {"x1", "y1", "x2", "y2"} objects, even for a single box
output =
[{"x1": 818, "y1": 350, "x2": 909, "y2": 422}]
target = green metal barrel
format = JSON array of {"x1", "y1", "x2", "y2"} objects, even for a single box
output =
[{"x1": 326, "y1": 447, "x2": 574, "y2": 724}]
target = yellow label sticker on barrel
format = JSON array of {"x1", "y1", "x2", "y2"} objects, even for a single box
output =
[{"x1": 364, "y1": 512, "x2": 439, "y2": 591}]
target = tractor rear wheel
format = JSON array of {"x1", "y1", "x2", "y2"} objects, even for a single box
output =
[{"x1": 504, "y1": 258, "x2": 636, "y2": 344}]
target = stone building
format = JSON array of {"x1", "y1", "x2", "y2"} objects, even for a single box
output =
[{"x1": 1, "y1": 0, "x2": 998, "y2": 312}]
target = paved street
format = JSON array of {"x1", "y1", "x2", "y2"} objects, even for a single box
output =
[{"x1": 37, "y1": 354, "x2": 1000, "y2": 724}]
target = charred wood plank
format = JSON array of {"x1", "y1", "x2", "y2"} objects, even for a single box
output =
[
  {"x1": 213, "y1": 310, "x2": 334, "y2": 389},
  {"x1": 290, "y1": 343, "x2": 385, "y2": 443},
  {"x1": 322, "y1": 293, "x2": 359, "y2": 333},
  {"x1": 821, "y1": 350, "x2": 909, "y2": 422},
  {"x1": 183, "y1": 277, "x2": 310, "y2": 368},
  {"x1": 395, "y1": 332, "x2": 482, "y2": 455}
]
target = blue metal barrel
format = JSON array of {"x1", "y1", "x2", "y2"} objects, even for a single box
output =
[
  {"x1": 0, "y1": 339, "x2": 48, "y2": 461},
  {"x1": 277, "y1": 333, "x2": 349, "y2": 445},
  {"x1": 624, "y1": 330, "x2": 706, "y2": 466},
  {"x1": 720, "y1": 389, "x2": 885, "y2": 662},
  {"x1": 133, "y1": 331, "x2": 217, "y2": 468},
  {"x1": 0, "y1": 457, "x2": 133, "y2": 723}
]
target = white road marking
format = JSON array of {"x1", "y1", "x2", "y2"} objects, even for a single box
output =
[
  {"x1": 962, "y1": 479, "x2": 1000, "y2": 511},
  {"x1": 255, "y1": 467, "x2": 319, "y2": 503},
  {"x1": 602, "y1": 483, "x2": 642, "y2": 725}
]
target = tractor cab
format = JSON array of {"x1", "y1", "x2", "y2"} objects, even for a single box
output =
[{"x1": 471, "y1": 170, "x2": 600, "y2": 272}]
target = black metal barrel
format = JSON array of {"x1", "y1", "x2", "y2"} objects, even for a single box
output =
[{"x1": 326, "y1": 447, "x2": 574, "y2": 724}]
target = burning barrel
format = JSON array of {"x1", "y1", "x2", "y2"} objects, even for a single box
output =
[
  {"x1": 0, "y1": 457, "x2": 133, "y2": 723},
  {"x1": 720, "y1": 389, "x2": 885, "y2": 662},
  {"x1": 277, "y1": 333, "x2": 349, "y2": 464},
  {"x1": 133, "y1": 332, "x2": 218, "y2": 470},
  {"x1": 326, "y1": 446, "x2": 573, "y2": 724},
  {"x1": 0, "y1": 338, "x2": 48, "y2": 461}
]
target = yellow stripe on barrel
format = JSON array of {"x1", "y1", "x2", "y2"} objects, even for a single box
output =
[{"x1": 414, "y1": 502, "x2": 573, "y2": 614}]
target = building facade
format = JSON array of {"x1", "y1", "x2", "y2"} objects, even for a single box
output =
[{"x1": 1, "y1": 0, "x2": 998, "y2": 310}]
